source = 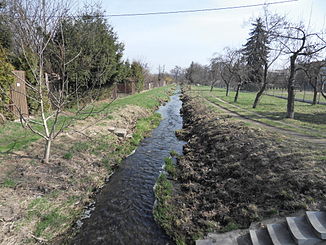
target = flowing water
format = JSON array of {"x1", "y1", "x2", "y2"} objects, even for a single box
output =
[{"x1": 72, "y1": 90, "x2": 185, "y2": 245}]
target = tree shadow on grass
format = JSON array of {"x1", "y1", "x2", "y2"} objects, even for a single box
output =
[
  {"x1": 254, "y1": 111, "x2": 326, "y2": 125},
  {"x1": 0, "y1": 137, "x2": 40, "y2": 160}
]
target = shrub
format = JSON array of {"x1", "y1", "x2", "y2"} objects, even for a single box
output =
[{"x1": 0, "y1": 47, "x2": 14, "y2": 119}]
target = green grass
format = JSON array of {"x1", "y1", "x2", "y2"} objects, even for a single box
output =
[
  {"x1": 154, "y1": 173, "x2": 186, "y2": 245},
  {"x1": 71, "y1": 141, "x2": 92, "y2": 153},
  {"x1": 154, "y1": 153, "x2": 188, "y2": 245},
  {"x1": 193, "y1": 86, "x2": 326, "y2": 137},
  {"x1": 0, "y1": 124, "x2": 40, "y2": 153},
  {"x1": 221, "y1": 222, "x2": 240, "y2": 232},
  {"x1": 107, "y1": 112, "x2": 162, "y2": 164},
  {"x1": 24, "y1": 193, "x2": 79, "y2": 240},
  {"x1": 266, "y1": 88, "x2": 326, "y2": 104},
  {"x1": 83, "y1": 85, "x2": 173, "y2": 116},
  {"x1": 57, "y1": 103, "x2": 164, "y2": 177},
  {"x1": 63, "y1": 152, "x2": 73, "y2": 160},
  {"x1": 34, "y1": 210, "x2": 68, "y2": 237},
  {"x1": 58, "y1": 94, "x2": 165, "y2": 172},
  {"x1": 164, "y1": 157, "x2": 176, "y2": 178},
  {"x1": 154, "y1": 174, "x2": 173, "y2": 223},
  {"x1": 0, "y1": 85, "x2": 173, "y2": 153},
  {"x1": 169, "y1": 150, "x2": 179, "y2": 157},
  {"x1": 131, "y1": 113, "x2": 162, "y2": 146},
  {"x1": 1, "y1": 178, "x2": 17, "y2": 188}
]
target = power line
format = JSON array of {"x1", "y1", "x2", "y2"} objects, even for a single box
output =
[
  {"x1": 107, "y1": 0, "x2": 298, "y2": 18},
  {"x1": 10, "y1": 0, "x2": 298, "y2": 19}
]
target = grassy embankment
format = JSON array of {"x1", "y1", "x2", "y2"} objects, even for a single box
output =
[
  {"x1": 0, "y1": 85, "x2": 174, "y2": 244},
  {"x1": 154, "y1": 88, "x2": 326, "y2": 245},
  {"x1": 0, "y1": 86, "x2": 173, "y2": 153},
  {"x1": 191, "y1": 86, "x2": 326, "y2": 138}
]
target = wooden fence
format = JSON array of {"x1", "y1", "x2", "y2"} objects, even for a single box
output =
[
  {"x1": 7, "y1": 71, "x2": 166, "y2": 119},
  {"x1": 111, "y1": 85, "x2": 118, "y2": 99},
  {"x1": 118, "y1": 79, "x2": 168, "y2": 95},
  {"x1": 117, "y1": 80, "x2": 136, "y2": 94}
]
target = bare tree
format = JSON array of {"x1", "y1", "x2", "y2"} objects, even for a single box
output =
[
  {"x1": 277, "y1": 23, "x2": 326, "y2": 118},
  {"x1": 4, "y1": 0, "x2": 71, "y2": 163},
  {"x1": 208, "y1": 59, "x2": 221, "y2": 92},
  {"x1": 210, "y1": 55, "x2": 230, "y2": 95},
  {"x1": 2, "y1": 0, "x2": 112, "y2": 163},
  {"x1": 158, "y1": 65, "x2": 165, "y2": 81},
  {"x1": 185, "y1": 62, "x2": 210, "y2": 85},
  {"x1": 210, "y1": 50, "x2": 237, "y2": 96},
  {"x1": 185, "y1": 62, "x2": 196, "y2": 84},
  {"x1": 216, "y1": 48, "x2": 247, "y2": 102},
  {"x1": 232, "y1": 58, "x2": 248, "y2": 103},
  {"x1": 170, "y1": 66, "x2": 185, "y2": 83},
  {"x1": 297, "y1": 58, "x2": 326, "y2": 105}
]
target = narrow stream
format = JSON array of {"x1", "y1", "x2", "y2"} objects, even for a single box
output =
[{"x1": 72, "y1": 90, "x2": 185, "y2": 245}]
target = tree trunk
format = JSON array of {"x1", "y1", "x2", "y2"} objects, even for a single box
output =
[
  {"x1": 310, "y1": 76, "x2": 318, "y2": 105},
  {"x1": 312, "y1": 85, "x2": 318, "y2": 105},
  {"x1": 234, "y1": 84, "x2": 241, "y2": 103},
  {"x1": 287, "y1": 56, "x2": 296, "y2": 119},
  {"x1": 253, "y1": 83, "x2": 266, "y2": 108},
  {"x1": 43, "y1": 139, "x2": 52, "y2": 163},
  {"x1": 226, "y1": 83, "x2": 229, "y2": 96},
  {"x1": 253, "y1": 64, "x2": 268, "y2": 109},
  {"x1": 210, "y1": 81, "x2": 215, "y2": 92},
  {"x1": 321, "y1": 81, "x2": 326, "y2": 99}
]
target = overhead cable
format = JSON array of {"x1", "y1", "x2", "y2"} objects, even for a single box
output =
[{"x1": 107, "y1": 0, "x2": 298, "y2": 17}]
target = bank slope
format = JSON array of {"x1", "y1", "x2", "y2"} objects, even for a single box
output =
[{"x1": 154, "y1": 90, "x2": 326, "y2": 245}]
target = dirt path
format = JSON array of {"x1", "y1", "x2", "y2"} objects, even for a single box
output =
[{"x1": 203, "y1": 97, "x2": 326, "y2": 145}]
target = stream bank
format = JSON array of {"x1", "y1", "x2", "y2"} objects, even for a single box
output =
[
  {"x1": 155, "y1": 89, "x2": 326, "y2": 245},
  {"x1": 70, "y1": 89, "x2": 185, "y2": 244},
  {"x1": 0, "y1": 86, "x2": 173, "y2": 245}
]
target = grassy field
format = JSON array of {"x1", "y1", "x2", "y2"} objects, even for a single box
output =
[
  {"x1": 265, "y1": 88, "x2": 326, "y2": 104},
  {"x1": 191, "y1": 86, "x2": 326, "y2": 137},
  {"x1": 0, "y1": 86, "x2": 173, "y2": 153}
]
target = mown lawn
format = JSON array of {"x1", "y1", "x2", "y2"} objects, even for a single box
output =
[
  {"x1": 265, "y1": 88, "x2": 326, "y2": 104},
  {"x1": 192, "y1": 86, "x2": 326, "y2": 137},
  {"x1": 0, "y1": 85, "x2": 174, "y2": 153}
]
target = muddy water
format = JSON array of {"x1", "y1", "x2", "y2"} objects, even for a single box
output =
[{"x1": 72, "y1": 91, "x2": 185, "y2": 245}]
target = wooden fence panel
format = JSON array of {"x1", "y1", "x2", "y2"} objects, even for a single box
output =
[
  {"x1": 111, "y1": 85, "x2": 118, "y2": 99},
  {"x1": 117, "y1": 81, "x2": 136, "y2": 94},
  {"x1": 10, "y1": 71, "x2": 29, "y2": 117}
]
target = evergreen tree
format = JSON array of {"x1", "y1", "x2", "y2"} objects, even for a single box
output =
[
  {"x1": 130, "y1": 61, "x2": 144, "y2": 92},
  {"x1": 116, "y1": 60, "x2": 132, "y2": 83},
  {"x1": 49, "y1": 8, "x2": 124, "y2": 94},
  {"x1": 0, "y1": 47, "x2": 14, "y2": 119},
  {"x1": 242, "y1": 18, "x2": 269, "y2": 85},
  {"x1": 0, "y1": 1, "x2": 13, "y2": 50}
]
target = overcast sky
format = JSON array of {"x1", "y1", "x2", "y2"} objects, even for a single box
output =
[{"x1": 80, "y1": 0, "x2": 326, "y2": 72}]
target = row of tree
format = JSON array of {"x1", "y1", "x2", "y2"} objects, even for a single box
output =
[
  {"x1": 182, "y1": 9, "x2": 326, "y2": 118},
  {"x1": 0, "y1": 0, "x2": 152, "y2": 162}
]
